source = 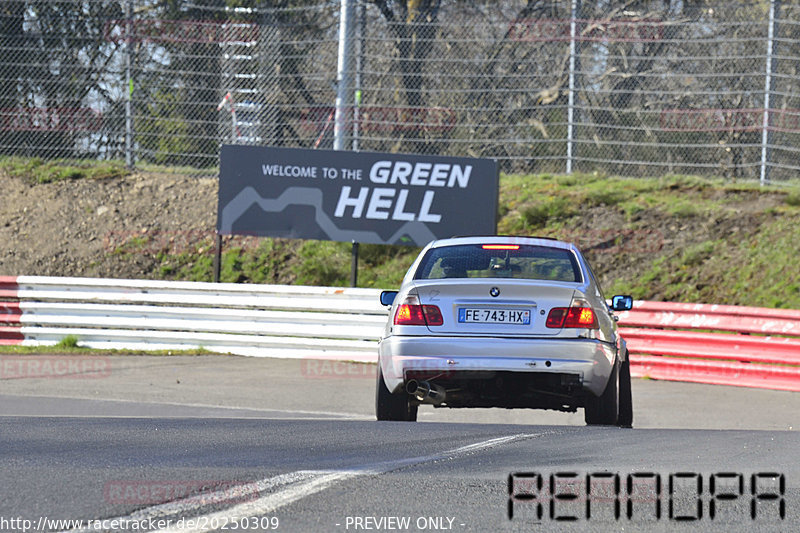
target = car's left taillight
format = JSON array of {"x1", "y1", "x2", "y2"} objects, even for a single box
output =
[
  {"x1": 546, "y1": 298, "x2": 599, "y2": 329},
  {"x1": 393, "y1": 294, "x2": 444, "y2": 326}
]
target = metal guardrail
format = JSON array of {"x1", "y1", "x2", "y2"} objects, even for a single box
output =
[
  {"x1": 0, "y1": 276, "x2": 386, "y2": 362},
  {"x1": 2, "y1": 276, "x2": 800, "y2": 391},
  {"x1": 619, "y1": 302, "x2": 800, "y2": 392}
]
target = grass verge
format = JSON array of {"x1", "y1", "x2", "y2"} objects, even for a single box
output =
[
  {"x1": 0, "y1": 345, "x2": 221, "y2": 356},
  {"x1": 0, "y1": 156, "x2": 129, "y2": 183}
]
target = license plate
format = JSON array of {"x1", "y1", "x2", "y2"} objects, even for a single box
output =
[{"x1": 458, "y1": 308, "x2": 531, "y2": 325}]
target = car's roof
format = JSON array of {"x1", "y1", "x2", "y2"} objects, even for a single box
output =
[{"x1": 428, "y1": 235, "x2": 576, "y2": 251}]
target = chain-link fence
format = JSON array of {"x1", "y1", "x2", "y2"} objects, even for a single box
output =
[{"x1": 2, "y1": 0, "x2": 799, "y2": 182}]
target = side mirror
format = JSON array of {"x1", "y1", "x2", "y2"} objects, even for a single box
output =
[
  {"x1": 610, "y1": 294, "x2": 633, "y2": 311},
  {"x1": 380, "y1": 290, "x2": 398, "y2": 307}
]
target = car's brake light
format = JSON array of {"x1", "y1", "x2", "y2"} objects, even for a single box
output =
[
  {"x1": 421, "y1": 305, "x2": 444, "y2": 326},
  {"x1": 393, "y1": 295, "x2": 444, "y2": 326},
  {"x1": 546, "y1": 307, "x2": 598, "y2": 329},
  {"x1": 482, "y1": 244, "x2": 520, "y2": 250},
  {"x1": 567, "y1": 307, "x2": 597, "y2": 328},
  {"x1": 545, "y1": 307, "x2": 567, "y2": 328},
  {"x1": 395, "y1": 303, "x2": 425, "y2": 325}
]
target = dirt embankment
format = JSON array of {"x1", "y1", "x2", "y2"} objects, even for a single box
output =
[
  {"x1": 0, "y1": 169, "x2": 794, "y2": 309},
  {"x1": 0, "y1": 172, "x2": 217, "y2": 279}
]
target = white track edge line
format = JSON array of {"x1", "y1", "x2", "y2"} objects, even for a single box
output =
[{"x1": 61, "y1": 432, "x2": 538, "y2": 533}]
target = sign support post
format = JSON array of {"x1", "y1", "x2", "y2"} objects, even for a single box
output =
[
  {"x1": 350, "y1": 241, "x2": 359, "y2": 287},
  {"x1": 213, "y1": 233, "x2": 222, "y2": 283}
]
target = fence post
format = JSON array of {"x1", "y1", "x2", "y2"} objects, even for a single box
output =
[
  {"x1": 761, "y1": 0, "x2": 778, "y2": 186},
  {"x1": 566, "y1": 0, "x2": 579, "y2": 174},
  {"x1": 336, "y1": 0, "x2": 359, "y2": 284},
  {"x1": 334, "y1": 0, "x2": 355, "y2": 151},
  {"x1": 353, "y1": 0, "x2": 365, "y2": 152},
  {"x1": 125, "y1": 0, "x2": 134, "y2": 168}
]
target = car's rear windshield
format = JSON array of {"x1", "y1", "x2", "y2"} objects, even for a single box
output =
[{"x1": 414, "y1": 244, "x2": 582, "y2": 282}]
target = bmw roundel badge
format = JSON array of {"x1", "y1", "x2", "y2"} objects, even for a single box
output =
[{"x1": 490, "y1": 287, "x2": 500, "y2": 297}]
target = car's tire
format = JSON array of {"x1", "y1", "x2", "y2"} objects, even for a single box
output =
[
  {"x1": 375, "y1": 365, "x2": 417, "y2": 421},
  {"x1": 617, "y1": 355, "x2": 634, "y2": 428},
  {"x1": 584, "y1": 357, "x2": 619, "y2": 426}
]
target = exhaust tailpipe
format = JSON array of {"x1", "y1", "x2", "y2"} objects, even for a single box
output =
[{"x1": 406, "y1": 379, "x2": 446, "y2": 405}]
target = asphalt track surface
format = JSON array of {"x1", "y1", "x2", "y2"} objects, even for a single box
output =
[{"x1": 1, "y1": 354, "x2": 799, "y2": 533}]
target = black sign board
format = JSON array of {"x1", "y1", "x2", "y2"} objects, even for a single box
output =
[{"x1": 217, "y1": 145, "x2": 498, "y2": 246}]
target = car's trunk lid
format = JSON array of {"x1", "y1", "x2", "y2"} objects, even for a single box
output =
[{"x1": 412, "y1": 279, "x2": 580, "y2": 336}]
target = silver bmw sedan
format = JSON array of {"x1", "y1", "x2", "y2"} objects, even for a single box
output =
[{"x1": 376, "y1": 235, "x2": 634, "y2": 426}]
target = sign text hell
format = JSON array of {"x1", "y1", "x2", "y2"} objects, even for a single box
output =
[{"x1": 334, "y1": 160, "x2": 472, "y2": 223}]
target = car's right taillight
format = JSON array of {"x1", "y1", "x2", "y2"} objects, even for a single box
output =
[
  {"x1": 546, "y1": 298, "x2": 599, "y2": 329},
  {"x1": 393, "y1": 295, "x2": 444, "y2": 326}
]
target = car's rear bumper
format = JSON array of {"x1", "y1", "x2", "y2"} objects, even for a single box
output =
[{"x1": 378, "y1": 335, "x2": 616, "y2": 397}]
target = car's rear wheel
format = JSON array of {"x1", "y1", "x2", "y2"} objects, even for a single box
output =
[
  {"x1": 376, "y1": 366, "x2": 417, "y2": 421},
  {"x1": 585, "y1": 358, "x2": 619, "y2": 426},
  {"x1": 617, "y1": 355, "x2": 634, "y2": 428}
]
